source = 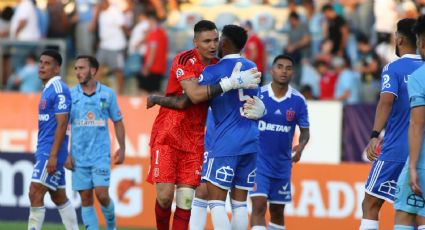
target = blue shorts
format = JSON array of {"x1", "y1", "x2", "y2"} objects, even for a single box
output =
[
  {"x1": 201, "y1": 151, "x2": 209, "y2": 182},
  {"x1": 31, "y1": 156, "x2": 65, "y2": 191},
  {"x1": 72, "y1": 165, "x2": 111, "y2": 191},
  {"x1": 202, "y1": 153, "x2": 256, "y2": 191},
  {"x1": 365, "y1": 160, "x2": 404, "y2": 202},
  {"x1": 249, "y1": 173, "x2": 291, "y2": 204},
  {"x1": 394, "y1": 164, "x2": 425, "y2": 217}
]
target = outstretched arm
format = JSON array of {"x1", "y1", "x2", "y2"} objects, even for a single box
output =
[{"x1": 147, "y1": 94, "x2": 193, "y2": 110}]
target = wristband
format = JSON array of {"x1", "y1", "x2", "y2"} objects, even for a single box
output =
[{"x1": 370, "y1": 130, "x2": 380, "y2": 139}]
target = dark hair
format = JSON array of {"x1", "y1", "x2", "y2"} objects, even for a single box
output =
[
  {"x1": 397, "y1": 18, "x2": 417, "y2": 46},
  {"x1": 1, "y1": 6, "x2": 13, "y2": 21},
  {"x1": 289, "y1": 12, "x2": 299, "y2": 20},
  {"x1": 413, "y1": 15, "x2": 425, "y2": 38},
  {"x1": 321, "y1": 3, "x2": 333, "y2": 12},
  {"x1": 356, "y1": 33, "x2": 369, "y2": 44},
  {"x1": 194, "y1": 20, "x2": 217, "y2": 34},
  {"x1": 41, "y1": 50, "x2": 62, "y2": 66},
  {"x1": 272, "y1": 54, "x2": 295, "y2": 65},
  {"x1": 145, "y1": 10, "x2": 159, "y2": 21},
  {"x1": 221, "y1": 24, "x2": 248, "y2": 51},
  {"x1": 76, "y1": 55, "x2": 99, "y2": 71}
]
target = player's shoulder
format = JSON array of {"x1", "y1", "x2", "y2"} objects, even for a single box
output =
[
  {"x1": 47, "y1": 78, "x2": 70, "y2": 96},
  {"x1": 385, "y1": 55, "x2": 422, "y2": 72},
  {"x1": 411, "y1": 63, "x2": 425, "y2": 79},
  {"x1": 174, "y1": 49, "x2": 196, "y2": 66},
  {"x1": 240, "y1": 57, "x2": 256, "y2": 69},
  {"x1": 290, "y1": 87, "x2": 307, "y2": 102}
]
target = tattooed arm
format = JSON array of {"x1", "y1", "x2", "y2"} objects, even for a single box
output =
[
  {"x1": 179, "y1": 78, "x2": 224, "y2": 104},
  {"x1": 147, "y1": 94, "x2": 193, "y2": 110}
]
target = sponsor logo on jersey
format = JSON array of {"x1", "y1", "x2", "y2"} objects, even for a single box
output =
[
  {"x1": 38, "y1": 114, "x2": 50, "y2": 121},
  {"x1": 75, "y1": 111, "x2": 106, "y2": 127},
  {"x1": 176, "y1": 68, "x2": 184, "y2": 78},
  {"x1": 258, "y1": 120, "x2": 291, "y2": 132},
  {"x1": 286, "y1": 109, "x2": 295, "y2": 121}
]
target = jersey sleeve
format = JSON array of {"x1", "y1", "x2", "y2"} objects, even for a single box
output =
[
  {"x1": 297, "y1": 98, "x2": 310, "y2": 128},
  {"x1": 173, "y1": 60, "x2": 198, "y2": 82},
  {"x1": 53, "y1": 92, "x2": 71, "y2": 114},
  {"x1": 408, "y1": 75, "x2": 425, "y2": 108},
  {"x1": 108, "y1": 91, "x2": 123, "y2": 122},
  {"x1": 380, "y1": 63, "x2": 399, "y2": 97},
  {"x1": 198, "y1": 66, "x2": 215, "y2": 86}
]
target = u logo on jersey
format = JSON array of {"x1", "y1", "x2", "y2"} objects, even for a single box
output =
[
  {"x1": 286, "y1": 109, "x2": 295, "y2": 121},
  {"x1": 39, "y1": 100, "x2": 46, "y2": 110}
]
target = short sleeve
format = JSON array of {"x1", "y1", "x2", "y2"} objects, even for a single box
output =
[
  {"x1": 173, "y1": 61, "x2": 197, "y2": 82},
  {"x1": 198, "y1": 66, "x2": 215, "y2": 86},
  {"x1": 108, "y1": 91, "x2": 123, "y2": 122},
  {"x1": 380, "y1": 63, "x2": 399, "y2": 97},
  {"x1": 408, "y1": 74, "x2": 425, "y2": 108},
  {"x1": 54, "y1": 92, "x2": 71, "y2": 114},
  {"x1": 297, "y1": 98, "x2": 309, "y2": 128}
]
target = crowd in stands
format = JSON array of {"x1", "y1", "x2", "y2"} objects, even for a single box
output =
[{"x1": 0, "y1": 0, "x2": 423, "y2": 104}]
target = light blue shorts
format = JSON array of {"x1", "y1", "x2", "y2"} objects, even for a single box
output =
[
  {"x1": 31, "y1": 156, "x2": 65, "y2": 191},
  {"x1": 72, "y1": 165, "x2": 111, "y2": 191},
  {"x1": 249, "y1": 173, "x2": 291, "y2": 204},
  {"x1": 202, "y1": 153, "x2": 256, "y2": 191},
  {"x1": 394, "y1": 164, "x2": 425, "y2": 217}
]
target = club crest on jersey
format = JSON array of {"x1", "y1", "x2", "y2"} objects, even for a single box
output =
[
  {"x1": 39, "y1": 100, "x2": 46, "y2": 109},
  {"x1": 286, "y1": 109, "x2": 295, "y2": 121},
  {"x1": 176, "y1": 68, "x2": 184, "y2": 78}
]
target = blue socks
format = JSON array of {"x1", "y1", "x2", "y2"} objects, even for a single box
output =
[{"x1": 81, "y1": 206, "x2": 98, "y2": 230}]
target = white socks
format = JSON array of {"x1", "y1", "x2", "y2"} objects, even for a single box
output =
[
  {"x1": 231, "y1": 199, "x2": 248, "y2": 230},
  {"x1": 209, "y1": 200, "x2": 231, "y2": 230},
  {"x1": 251, "y1": 226, "x2": 267, "y2": 230},
  {"x1": 57, "y1": 200, "x2": 79, "y2": 230},
  {"x1": 360, "y1": 219, "x2": 378, "y2": 230},
  {"x1": 28, "y1": 206, "x2": 46, "y2": 230},
  {"x1": 190, "y1": 198, "x2": 208, "y2": 230}
]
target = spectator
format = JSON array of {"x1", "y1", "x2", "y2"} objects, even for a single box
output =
[
  {"x1": 355, "y1": 33, "x2": 381, "y2": 103},
  {"x1": 6, "y1": 53, "x2": 41, "y2": 92},
  {"x1": 96, "y1": 0, "x2": 128, "y2": 94},
  {"x1": 126, "y1": 11, "x2": 149, "y2": 77},
  {"x1": 302, "y1": 0, "x2": 324, "y2": 58},
  {"x1": 74, "y1": 0, "x2": 97, "y2": 55},
  {"x1": 9, "y1": 0, "x2": 41, "y2": 41},
  {"x1": 374, "y1": 0, "x2": 398, "y2": 45},
  {"x1": 46, "y1": 0, "x2": 70, "y2": 39},
  {"x1": 284, "y1": 11, "x2": 311, "y2": 87},
  {"x1": 300, "y1": 84, "x2": 315, "y2": 100},
  {"x1": 0, "y1": 6, "x2": 13, "y2": 37},
  {"x1": 241, "y1": 20, "x2": 265, "y2": 84},
  {"x1": 333, "y1": 56, "x2": 360, "y2": 104},
  {"x1": 315, "y1": 59, "x2": 337, "y2": 100},
  {"x1": 138, "y1": 11, "x2": 168, "y2": 95},
  {"x1": 322, "y1": 3, "x2": 349, "y2": 57}
]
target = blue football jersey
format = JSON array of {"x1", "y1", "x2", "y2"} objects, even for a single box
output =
[
  {"x1": 256, "y1": 84, "x2": 309, "y2": 178},
  {"x1": 379, "y1": 54, "x2": 423, "y2": 162},
  {"x1": 204, "y1": 108, "x2": 215, "y2": 151},
  {"x1": 407, "y1": 64, "x2": 425, "y2": 169},
  {"x1": 199, "y1": 54, "x2": 259, "y2": 157},
  {"x1": 70, "y1": 83, "x2": 123, "y2": 167},
  {"x1": 37, "y1": 76, "x2": 71, "y2": 164}
]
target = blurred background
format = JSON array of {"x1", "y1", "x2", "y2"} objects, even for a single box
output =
[{"x1": 0, "y1": 0, "x2": 420, "y2": 229}]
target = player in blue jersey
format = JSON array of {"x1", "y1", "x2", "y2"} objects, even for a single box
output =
[
  {"x1": 359, "y1": 18, "x2": 423, "y2": 230},
  {"x1": 28, "y1": 50, "x2": 79, "y2": 230},
  {"x1": 65, "y1": 55, "x2": 126, "y2": 230},
  {"x1": 393, "y1": 15, "x2": 425, "y2": 229},
  {"x1": 199, "y1": 24, "x2": 265, "y2": 230},
  {"x1": 250, "y1": 54, "x2": 310, "y2": 230}
]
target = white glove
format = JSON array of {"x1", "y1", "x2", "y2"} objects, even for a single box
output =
[
  {"x1": 242, "y1": 96, "x2": 266, "y2": 120},
  {"x1": 219, "y1": 62, "x2": 261, "y2": 92}
]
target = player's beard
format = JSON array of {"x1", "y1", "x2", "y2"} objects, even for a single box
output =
[
  {"x1": 395, "y1": 44, "x2": 400, "y2": 57},
  {"x1": 81, "y1": 73, "x2": 93, "y2": 86}
]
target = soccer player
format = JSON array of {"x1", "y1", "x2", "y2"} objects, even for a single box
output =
[
  {"x1": 28, "y1": 50, "x2": 79, "y2": 230},
  {"x1": 146, "y1": 20, "x2": 260, "y2": 230},
  {"x1": 250, "y1": 54, "x2": 310, "y2": 230},
  {"x1": 199, "y1": 24, "x2": 265, "y2": 230},
  {"x1": 393, "y1": 15, "x2": 425, "y2": 229},
  {"x1": 359, "y1": 18, "x2": 423, "y2": 230},
  {"x1": 65, "y1": 55, "x2": 125, "y2": 230}
]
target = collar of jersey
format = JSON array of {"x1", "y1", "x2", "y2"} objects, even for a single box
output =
[
  {"x1": 78, "y1": 81, "x2": 101, "y2": 95},
  {"x1": 44, "y1": 76, "x2": 61, "y2": 91},
  {"x1": 220, "y1": 54, "x2": 241, "y2": 60},
  {"x1": 268, "y1": 83, "x2": 292, "y2": 103},
  {"x1": 401, "y1": 54, "x2": 421, "y2": 59}
]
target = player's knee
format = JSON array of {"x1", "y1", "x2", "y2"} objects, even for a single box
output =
[
  {"x1": 269, "y1": 204, "x2": 285, "y2": 223},
  {"x1": 157, "y1": 193, "x2": 174, "y2": 208},
  {"x1": 195, "y1": 184, "x2": 208, "y2": 200},
  {"x1": 252, "y1": 202, "x2": 267, "y2": 216},
  {"x1": 176, "y1": 187, "x2": 195, "y2": 210},
  {"x1": 95, "y1": 192, "x2": 110, "y2": 207},
  {"x1": 362, "y1": 195, "x2": 384, "y2": 212}
]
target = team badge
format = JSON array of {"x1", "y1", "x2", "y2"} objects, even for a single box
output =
[
  {"x1": 286, "y1": 109, "x2": 295, "y2": 121},
  {"x1": 176, "y1": 68, "x2": 184, "y2": 78},
  {"x1": 39, "y1": 100, "x2": 46, "y2": 109}
]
